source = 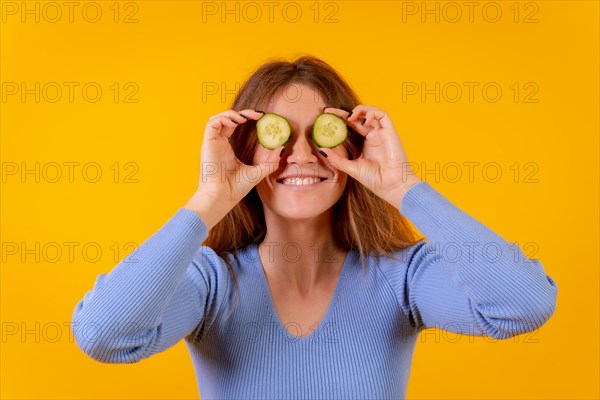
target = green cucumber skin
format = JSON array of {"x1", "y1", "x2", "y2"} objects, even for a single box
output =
[
  {"x1": 312, "y1": 113, "x2": 348, "y2": 148},
  {"x1": 256, "y1": 112, "x2": 347, "y2": 150},
  {"x1": 256, "y1": 113, "x2": 291, "y2": 150}
]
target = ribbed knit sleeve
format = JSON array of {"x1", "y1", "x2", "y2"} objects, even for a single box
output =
[
  {"x1": 71, "y1": 208, "x2": 231, "y2": 363},
  {"x1": 380, "y1": 181, "x2": 558, "y2": 339}
]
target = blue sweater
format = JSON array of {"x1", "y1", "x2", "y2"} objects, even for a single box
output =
[{"x1": 72, "y1": 181, "x2": 558, "y2": 399}]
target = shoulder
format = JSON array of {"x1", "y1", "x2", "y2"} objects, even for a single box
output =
[
  {"x1": 184, "y1": 245, "x2": 241, "y2": 294},
  {"x1": 371, "y1": 240, "x2": 432, "y2": 324},
  {"x1": 375, "y1": 239, "x2": 446, "y2": 289},
  {"x1": 374, "y1": 240, "x2": 430, "y2": 272},
  {"x1": 188, "y1": 243, "x2": 258, "y2": 280}
]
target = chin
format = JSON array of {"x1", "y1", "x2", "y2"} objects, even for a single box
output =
[
  {"x1": 274, "y1": 206, "x2": 330, "y2": 221},
  {"x1": 264, "y1": 197, "x2": 342, "y2": 221}
]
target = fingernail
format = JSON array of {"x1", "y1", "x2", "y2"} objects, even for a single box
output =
[
  {"x1": 279, "y1": 147, "x2": 286, "y2": 157},
  {"x1": 322, "y1": 106, "x2": 329, "y2": 113},
  {"x1": 256, "y1": 110, "x2": 266, "y2": 114},
  {"x1": 361, "y1": 118, "x2": 366, "y2": 126},
  {"x1": 318, "y1": 149, "x2": 328, "y2": 158},
  {"x1": 346, "y1": 111, "x2": 353, "y2": 119}
]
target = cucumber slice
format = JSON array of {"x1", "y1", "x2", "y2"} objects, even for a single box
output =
[
  {"x1": 256, "y1": 113, "x2": 291, "y2": 150},
  {"x1": 312, "y1": 113, "x2": 348, "y2": 148}
]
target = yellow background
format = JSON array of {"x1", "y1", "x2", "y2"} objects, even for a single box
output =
[{"x1": 1, "y1": 1, "x2": 598, "y2": 399}]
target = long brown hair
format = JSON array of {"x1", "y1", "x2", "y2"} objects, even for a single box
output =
[{"x1": 203, "y1": 55, "x2": 423, "y2": 319}]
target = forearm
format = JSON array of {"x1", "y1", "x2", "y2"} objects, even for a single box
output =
[
  {"x1": 400, "y1": 182, "x2": 558, "y2": 336},
  {"x1": 72, "y1": 208, "x2": 209, "y2": 360}
]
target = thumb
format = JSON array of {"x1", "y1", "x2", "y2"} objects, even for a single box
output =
[
  {"x1": 249, "y1": 145, "x2": 286, "y2": 184},
  {"x1": 318, "y1": 147, "x2": 359, "y2": 180}
]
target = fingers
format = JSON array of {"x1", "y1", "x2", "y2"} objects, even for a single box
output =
[
  {"x1": 237, "y1": 109, "x2": 265, "y2": 120},
  {"x1": 322, "y1": 106, "x2": 349, "y2": 119},
  {"x1": 205, "y1": 116, "x2": 240, "y2": 140},
  {"x1": 208, "y1": 109, "x2": 265, "y2": 122},
  {"x1": 349, "y1": 105, "x2": 395, "y2": 131},
  {"x1": 316, "y1": 147, "x2": 360, "y2": 182},
  {"x1": 245, "y1": 144, "x2": 286, "y2": 185},
  {"x1": 205, "y1": 109, "x2": 266, "y2": 140},
  {"x1": 208, "y1": 110, "x2": 247, "y2": 124},
  {"x1": 361, "y1": 110, "x2": 382, "y2": 130},
  {"x1": 351, "y1": 107, "x2": 381, "y2": 131},
  {"x1": 322, "y1": 106, "x2": 365, "y2": 138},
  {"x1": 323, "y1": 106, "x2": 377, "y2": 137}
]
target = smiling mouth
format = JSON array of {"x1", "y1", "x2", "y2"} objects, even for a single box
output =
[{"x1": 276, "y1": 177, "x2": 327, "y2": 186}]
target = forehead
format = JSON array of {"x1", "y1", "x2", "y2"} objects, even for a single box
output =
[{"x1": 268, "y1": 84, "x2": 325, "y2": 127}]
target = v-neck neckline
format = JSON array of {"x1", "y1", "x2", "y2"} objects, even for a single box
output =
[{"x1": 251, "y1": 243, "x2": 353, "y2": 342}]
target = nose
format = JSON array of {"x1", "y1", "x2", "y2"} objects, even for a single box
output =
[{"x1": 285, "y1": 133, "x2": 319, "y2": 164}]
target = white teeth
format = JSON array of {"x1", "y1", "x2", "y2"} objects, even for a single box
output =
[{"x1": 282, "y1": 177, "x2": 322, "y2": 185}]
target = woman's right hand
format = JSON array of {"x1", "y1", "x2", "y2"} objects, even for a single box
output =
[{"x1": 184, "y1": 109, "x2": 285, "y2": 229}]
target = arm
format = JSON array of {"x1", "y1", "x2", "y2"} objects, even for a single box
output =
[
  {"x1": 71, "y1": 208, "x2": 232, "y2": 363},
  {"x1": 315, "y1": 106, "x2": 558, "y2": 339},
  {"x1": 381, "y1": 181, "x2": 558, "y2": 339},
  {"x1": 73, "y1": 106, "x2": 279, "y2": 363}
]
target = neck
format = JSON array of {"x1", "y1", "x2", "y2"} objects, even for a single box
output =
[{"x1": 259, "y1": 209, "x2": 346, "y2": 294}]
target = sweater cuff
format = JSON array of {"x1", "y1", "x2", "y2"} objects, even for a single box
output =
[
  {"x1": 171, "y1": 208, "x2": 209, "y2": 241},
  {"x1": 399, "y1": 181, "x2": 440, "y2": 222}
]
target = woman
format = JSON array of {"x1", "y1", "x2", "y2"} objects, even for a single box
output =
[{"x1": 72, "y1": 55, "x2": 558, "y2": 399}]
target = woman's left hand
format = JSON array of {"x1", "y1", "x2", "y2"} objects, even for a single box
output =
[{"x1": 319, "y1": 105, "x2": 422, "y2": 210}]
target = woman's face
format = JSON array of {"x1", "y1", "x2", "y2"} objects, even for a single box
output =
[{"x1": 252, "y1": 84, "x2": 349, "y2": 221}]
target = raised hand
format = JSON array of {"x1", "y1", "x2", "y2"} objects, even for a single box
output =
[
  {"x1": 318, "y1": 105, "x2": 422, "y2": 209},
  {"x1": 184, "y1": 109, "x2": 285, "y2": 229}
]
